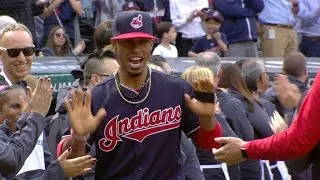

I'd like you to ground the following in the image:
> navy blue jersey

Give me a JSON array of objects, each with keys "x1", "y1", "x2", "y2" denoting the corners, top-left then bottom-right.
[
  {"x1": 190, "y1": 34, "x2": 228, "y2": 55},
  {"x1": 90, "y1": 70, "x2": 200, "y2": 180}
]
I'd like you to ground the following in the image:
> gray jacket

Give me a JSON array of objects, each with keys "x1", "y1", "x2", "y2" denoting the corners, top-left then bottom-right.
[
  {"x1": 217, "y1": 90, "x2": 262, "y2": 180},
  {"x1": 180, "y1": 132, "x2": 204, "y2": 180},
  {"x1": 0, "y1": 116, "x2": 53, "y2": 179},
  {"x1": 0, "y1": 113, "x2": 45, "y2": 177}
]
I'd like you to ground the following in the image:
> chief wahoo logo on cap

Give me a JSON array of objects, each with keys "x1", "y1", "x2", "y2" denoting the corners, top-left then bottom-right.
[{"x1": 130, "y1": 14, "x2": 143, "y2": 29}]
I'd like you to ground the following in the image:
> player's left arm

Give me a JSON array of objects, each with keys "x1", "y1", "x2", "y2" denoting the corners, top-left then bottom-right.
[{"x1": 183, "y1": 78, "x2": 222, "y2": 149}]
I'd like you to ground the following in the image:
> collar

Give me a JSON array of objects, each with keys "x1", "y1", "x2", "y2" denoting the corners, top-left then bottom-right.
[
  {"x1": 0, "y1": 70, "x2": 12, "y2": 85},
  {"x1": 287, "y1": 75, "x2": 308, "y2": 93}
]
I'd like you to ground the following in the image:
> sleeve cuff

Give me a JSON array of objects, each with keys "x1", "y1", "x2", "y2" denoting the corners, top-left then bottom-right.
[{"x1": 243, "y1": 140, "x2": 257, "y2": 159}]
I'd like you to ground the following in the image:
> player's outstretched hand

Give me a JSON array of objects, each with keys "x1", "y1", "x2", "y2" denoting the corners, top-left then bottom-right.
[
  {"x1": 58, "y1": 148, "x2": 96, "y2": 177},
  {"x1": 23, "y1": 77, "x2": 53, "y2": 116},
  {"x1": 65, "y1": 88, "x2": 107, "y2": 137},
  {"x1": 184, "y1": 78, "x2": 216, "y2": 117},
  {"x1": 212, "y1": 137, "x2": 247, "y2": 165}
]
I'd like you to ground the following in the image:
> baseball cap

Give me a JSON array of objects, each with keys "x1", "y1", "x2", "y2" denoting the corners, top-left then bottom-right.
[
  {"x1": 205, "y1": 10, "x2": 224, "y2": 23},
  {"x1": 71, "y1": 68, "x2": 84, "y2": 80},
  {"x1": 112, "y1": 11, "x2": 157, "y2": 40},
  {"x1": 122, "y1": 1, "x2": 140, "y2": 11}
]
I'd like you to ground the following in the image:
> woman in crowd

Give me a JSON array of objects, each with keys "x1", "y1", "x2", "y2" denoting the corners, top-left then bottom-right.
[
  {"x1": 219, "y1": 63, "x2": 281, "y2": 179},
  {"x1": 93, "y1": 21, "x2": 113, "y2": 52},
  {"x1": 40, "y1": 0, "x2": 82, "y2": 47},
  {"x1": 41, "y1": 26, "x2": 85, "y2": 56},
  {"x1": 220, "y1": 63, "x2": 274, "y2": 139},
  {"x1": 240, "y1": 60, "x2": 289, "y2": 179}
]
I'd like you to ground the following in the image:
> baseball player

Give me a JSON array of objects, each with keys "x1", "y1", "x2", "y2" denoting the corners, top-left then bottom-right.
[{"x1": 59, "y1": 11, "x2": 222, "y2": 179}]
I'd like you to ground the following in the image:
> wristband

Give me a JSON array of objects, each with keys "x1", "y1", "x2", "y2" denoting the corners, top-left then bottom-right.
[
  {"x1": 241, "y1": 147, "x2": 248, "y2": 158},
  {"x1": 194, "y1": 91, "x2": 216, "y2": 103}
]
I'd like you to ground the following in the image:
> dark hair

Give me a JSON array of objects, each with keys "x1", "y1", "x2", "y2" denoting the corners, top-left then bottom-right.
[
  {"x1": 81, "y1": 49, "x2": 116, "y2": 69},
  {"x1": 83, "y1": 50, "x2": 117, "y2": 86},
  {"x1": 235, "y1": 59, "x2": 250, "y2": 70},
  {"x1": 219, "y1": 63, "x2": 256, "y2": 112},
  {"x1": 150, "y1": 55, "x2": 167, "y2": 66},
  {"x1": 94, "y1": 21, "x2": 113, "y2": 51},
  {"x1": 283, "y1": 52, "x2": 306, "y2": 78},
  {"x1": 157, "y1": 22, "x2": 173, "y2": 39},
  {"x1": 46, "y1": 26, "x2": 71, "y2": 56},
  {"x1": 100, "y1": 50, "x2": 116, "y2": 59}
]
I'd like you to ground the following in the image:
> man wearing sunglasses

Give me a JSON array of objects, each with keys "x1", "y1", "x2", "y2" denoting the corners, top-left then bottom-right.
[
  {"x1": 0, "y1": 23, "x2": 51, "y2": 179},
  {"x1": 0, "y1": 23, "x2": 35, "y2": 86}
]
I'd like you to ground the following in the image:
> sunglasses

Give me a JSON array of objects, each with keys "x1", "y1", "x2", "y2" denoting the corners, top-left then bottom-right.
[
  {"x1": 0, "y1": 47, "x2": 35, "y2": 58},
  {"x1": 89, "y1": 74, "x2": 110, "y2": 79},
  {"x1": 55, "y1": 32, "x2": 66, "y2": 38}
]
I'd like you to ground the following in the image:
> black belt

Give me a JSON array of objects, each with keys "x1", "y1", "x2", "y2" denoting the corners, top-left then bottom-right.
[
  {"x1": 181, "y1": 37, "x2": 198, "y2": 43},
  {"x1": 304, "y1": 36, "x2": 320, "y2": 42},
  {"x1": 264, "y1": 23, "x2": 294, "y2": 29}
]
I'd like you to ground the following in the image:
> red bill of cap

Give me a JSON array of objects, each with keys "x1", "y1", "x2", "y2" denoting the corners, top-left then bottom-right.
[{"x1": 112, "y1": 32, "x2": 157, "y2": 40}]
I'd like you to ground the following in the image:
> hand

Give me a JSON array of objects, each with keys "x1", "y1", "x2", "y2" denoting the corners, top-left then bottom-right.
[
  {"x1": 269, "y1": 111, "x2": 288, "y2": 134},
  {"x1": 26, "y1": 77, "x2": 53, "y2": 116},
  {"x1": 288, "y1": 0, "x2": 299, "y2": 14},
  {"x1": 215, "y1": 102, "x2": 221, "y2": 114},
  {"x1": 197, "y1": 11, "x2": 206, "y2": 21},
  {"x1": 20, "y1": 86, "x2": 33, "y2": 113},
  {"x1": 187, "y1": 9, "x2": 201, "y2": 22},
  {"x1": 58, "y1": 148, "x2": 96, "y2": 177},
  {"x1": 74, "y1": 40, "x2": 86, "y2": 55},
  {"x1": 51, "y1": 0, "x2": 65, "y2": 8},
  {"x1": 36, "y1": 0, "x2": 48, "y2": 5},
  {"x1": 64, "y1": 89, "x2": 107, "y2": 137},
  {"x1": 208, "y1": 47, "x2": 219, "y2": 53},
  {"x1": 184, "y1": 78, "x2": 217, "y2": 117},
  {"x1": 213, "y1": 32, "x2": 221, "y2": 40},
  {"x1": 212, "y1": 137, "x2": 247, "y2": 165},
  {"x1": 273, "y1": 74, "x2": 302, "y2": 109}
]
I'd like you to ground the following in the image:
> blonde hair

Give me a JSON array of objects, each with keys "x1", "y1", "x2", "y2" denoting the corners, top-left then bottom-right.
[
  {"x1": 0, "y1": 16, "x2": 16, "y2": 32},
  {"x1": 24, "y1": 75, "x2": 39, "y2": 91},
  {"x1": 181, "y1": 66, "x2": 214, "y2": 84},
  {"x1": 0, "y1": 23, "x2": 32, "y2": 45}
]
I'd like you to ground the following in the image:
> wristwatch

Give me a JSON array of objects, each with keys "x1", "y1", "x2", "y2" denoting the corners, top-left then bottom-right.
[{"x1": 241, "y1": 147, "x2": 248, "y2": 158}]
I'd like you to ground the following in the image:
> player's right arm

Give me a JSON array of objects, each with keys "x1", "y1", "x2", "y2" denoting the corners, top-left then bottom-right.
[{"x1": 61, "y1": 88, "x2": 106, "y2": 159}]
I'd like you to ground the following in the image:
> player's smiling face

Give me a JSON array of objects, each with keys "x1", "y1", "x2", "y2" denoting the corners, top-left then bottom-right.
[{"x1": 114, "y1": 38, "x2": 153, "y2": 77}]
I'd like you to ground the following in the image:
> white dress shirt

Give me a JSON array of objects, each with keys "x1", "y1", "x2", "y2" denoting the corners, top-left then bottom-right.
[
  {"x1": 296, "y1": 0, "x2": 320, "y2": 36},
  {"x1": 0, "y1": 70, "x2": 12, "y2": 85},
  {"x1": 170, "y1": 0, "x2": 208, "y2": 39}
]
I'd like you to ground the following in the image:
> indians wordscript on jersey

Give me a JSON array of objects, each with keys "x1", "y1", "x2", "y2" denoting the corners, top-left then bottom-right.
[{"x1": 98, "y1": 105, "x2": 182, "y2": 152}]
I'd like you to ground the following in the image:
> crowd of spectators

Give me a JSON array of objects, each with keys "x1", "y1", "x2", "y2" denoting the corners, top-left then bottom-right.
[{"x1": 0, "y1": 0, "x2": 318, "y2": 58}]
